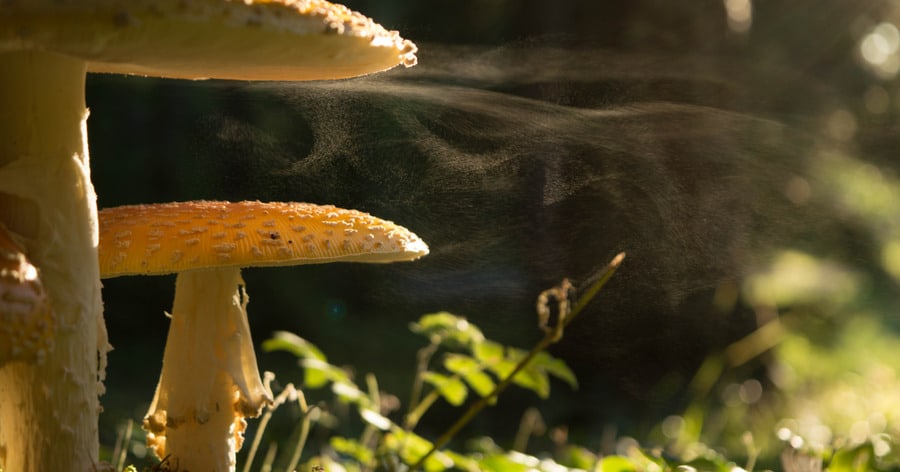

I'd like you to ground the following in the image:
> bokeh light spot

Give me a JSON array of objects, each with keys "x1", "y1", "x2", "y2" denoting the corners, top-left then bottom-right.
[
  {"x1": 324, "y1": 298, "x2": 347, "y2": 321},
  {"x1": 860, "y1": 22, "x2": 900, "y2": 78},
  {"x1": 662, "y1": 415, "x2": 685, "y2": 439},
  {"x1": 739, "y1": 379, "x2": 763, "y2": 404},
  {"x1": 724, "y1": 0, "x2": 752, "y2": 33}
]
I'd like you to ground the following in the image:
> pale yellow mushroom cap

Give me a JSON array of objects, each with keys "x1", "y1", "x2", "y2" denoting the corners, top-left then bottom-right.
[
  {"x1": 0, "y1": 0, "x2": 417, "y2": 81},
  {"x1": 98, "y1": 200, "x2": 429, "y2": 278},
  {"x1": 0, "y1": 225, "x2": 53, "y2": 365}
]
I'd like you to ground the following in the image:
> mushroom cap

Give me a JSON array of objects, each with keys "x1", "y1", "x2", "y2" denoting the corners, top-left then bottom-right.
[
  {"x1": 98, "y1": 201, "x2": 429, "y2": 278},
  {"x1": 0, "y1": 225, "x2": 53, "y2": 365},
  {"x1": 0, "y1": 0, "x2": 417, "y2": 81}
]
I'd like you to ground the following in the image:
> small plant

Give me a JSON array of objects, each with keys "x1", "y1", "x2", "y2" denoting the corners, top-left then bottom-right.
[
  {"x1": 261, "y1": 310, "x2": 580, "y2": 471},
  {"x1": 109, "y1": 249, "x2": 900, "y2": 471},
  {"x1": 242, "y1": 254, "x2": 623, "y2": 471}
]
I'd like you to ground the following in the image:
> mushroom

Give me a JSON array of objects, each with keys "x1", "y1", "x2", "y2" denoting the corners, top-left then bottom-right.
[
  {"x1": 0, "y1": 225, "x2": 52, "y2": 366},
  {"x1": 0, "y1": 1, "x2": 416, "y2": 469},
  {"x1": 98, "y1": 200, "x2": 428, "y2": 471}
]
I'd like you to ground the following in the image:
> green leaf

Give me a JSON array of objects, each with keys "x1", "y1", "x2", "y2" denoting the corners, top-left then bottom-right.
[
  {"x1": 303, "y1": 367, "x2": 328, "y2": 389},
  {"x1": 410, "y1": 312, "x2": 485, "y2": 348},
  {"x1": 444, "y1": 354, "x2": 496, "y2": 397},
  {"x1": 443, "y1": 450, "x2": 481, "y2": 472},
  {"x1": 558, "y1": 445, "x2": 598, "y2": 469},
  {"x1": 331, "y1": 436, "x2": 374, "y2": 465},
  {"x1": 682, "y1": 457, "x2": 733, "y2": 472},
  {"x1": 477, "y1": 344, "x2": 575, "y2": 397},
  {"x1": 423, "y1": 371, "x2": 468, "y2": 406},
  {"x1": 300, "y1": 358, "x2": 349, "y2": 389},
  {"x1": 472, "y1": 342, "x2": 547, "y2": 398},
  {"x1": 444, "y1": 353, "x2": 481, "y2": 373},
  {"x1": 476, "y1": 453, "x2": 530, "y2": 472},
  {"x1": 631, "y1": 448, "x2": 671, "y2": 469},
  {"x1": 262, "y1": 331, "x2": 326, "y2": 361},
  {"x1": 482, "y1": 347, "x2": 551, "y2": 398},
  {"x1": 473, "y1": 340, "x2": 505, "y2": 364},
  {"x1": 830, "y1": 443, "x2": 874, "y2": 472},
  {"x1": 511, "y1": 364, "x2": 550, "y2": 399},
  {"x1": 532, "y1": 351, "x2": 578, "y2": 389},
  {"x1": 384, "y1": 429, "x2": 454, "y2": 472},
  {"x1": 597, "y1": 455, "x2": 638, "y2": 472}
]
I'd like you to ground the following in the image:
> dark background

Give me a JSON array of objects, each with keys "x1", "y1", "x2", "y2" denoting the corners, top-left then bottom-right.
[{"x1": 88, "y1": 0, "x2": 899, "y2": 461}]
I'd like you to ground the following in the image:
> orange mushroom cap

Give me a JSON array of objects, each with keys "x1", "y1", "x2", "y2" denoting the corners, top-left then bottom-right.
[{"x1": 98, "y1": 200, "x2": 429, "y2": 278}]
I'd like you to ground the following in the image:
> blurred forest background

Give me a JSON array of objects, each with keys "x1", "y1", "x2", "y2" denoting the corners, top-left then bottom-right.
[{"x1": 89, "y1": 0, "x2": 900, "y2": 467}]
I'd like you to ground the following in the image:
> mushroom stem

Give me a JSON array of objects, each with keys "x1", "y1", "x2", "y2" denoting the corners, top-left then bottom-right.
[
  {"x1": 144, "y1": 268, "x2": 272, "y2": 471},
  {"x1": 0, "y1": 51, "x2": 106, "y2": 471}
]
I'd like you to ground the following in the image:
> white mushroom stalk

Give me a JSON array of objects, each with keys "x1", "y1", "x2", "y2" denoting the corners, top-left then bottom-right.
[
  {"x1": 98, "y1": 201, "x2": 429, "y2": 472},
  {"x1": 1, "y1": 1, "x2": 417, "y2": 468},
  {"x1": 0, "y1": 51, "x2": 107, "y2": 472},
  {"x1": 144, "y1": 268, "x2": 271, "y2": 470}
]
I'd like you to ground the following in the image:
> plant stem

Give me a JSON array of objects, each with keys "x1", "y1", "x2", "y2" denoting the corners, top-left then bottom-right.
[
  {"x1": 260, "y1": 443, "x2": 278, "y2": 472},
  {"x1": 243, "y1": 375, "x2": 296, "y2": 472},
  {"x1": 512, "y1": 407, "x2": 543, "y2": 453},
  {"x1": 285, "y1": 388, "x2": 312, "y2": 472},
  {"x1": 404, "y1": 341, "x2": 439, "y2": 430},
  {"x1": 360, "y1": 373, "x2": 382, "y2": 472},
  {"x1": 113, "y1": 419, "x2": 134, "y2": 471},
  {"x1": 410, "y1": 253, "x2": 625, "y2": 470},
  {"x1": 404, "y1": 388, "x2": 442, "y2": 430}
]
